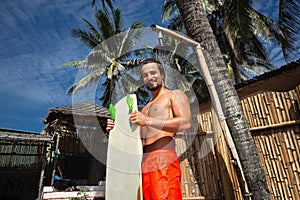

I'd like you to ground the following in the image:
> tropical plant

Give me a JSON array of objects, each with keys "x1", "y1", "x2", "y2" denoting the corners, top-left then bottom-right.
[
  {"x1": 63, "y1": 8, "x2": 143, "y2": 107},
  {"x1": 162, "y1": 0, "x2": 300, "y2": 83},
  {"x1": 91, "y1": 0, "x2": 115, "y2": 11},
  {"x1": 175, "y1": 0, "x2": 270, "y2": 199}
]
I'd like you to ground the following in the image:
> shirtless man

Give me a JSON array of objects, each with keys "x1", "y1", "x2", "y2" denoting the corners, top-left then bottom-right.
[{"x1": 107, "y1": 59, "x2": 191, "y2": 200}]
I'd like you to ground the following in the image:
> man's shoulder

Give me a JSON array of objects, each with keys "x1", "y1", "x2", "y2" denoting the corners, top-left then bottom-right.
[
  {"x1": 165, "y1": 89, "x2": 188, "y2": 101},
  {"x1": 170, "y1": 89, "x2": 187, "y2": 97},
  {"x1": 160, "y1": 88, "x2": 188, "y2": 100}
]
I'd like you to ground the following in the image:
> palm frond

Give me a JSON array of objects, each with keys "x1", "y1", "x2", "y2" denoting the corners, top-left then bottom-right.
[
  {"x1": 245, "y1": 36, "x2": 271, "y2": 67},
  {"x1": 162, "y1": 0, "x2": 177, "y2": 22},
  {"x1": 117, "y1": 22, "x2": 143, "y2": 58},
  {"x1": 92, "y1": 0, "x2": 116, "y2": 14},
  {"x1": 61, "y1": 60, "x2": 87, "y2": 68},
  {"x1": 95, "y1": 9, "x2": 115, "y2": 39},
  {"x1": 71, "y1": 29, "x2": 99, "y2": 49},
  {"x1": 167, "y1": 15, "x2": 185, "y2": 32},
  {"x1": 112, "y1": 9, "x2": 122, "y2": 33},
  {"x1": 222, "y1": 0, "x2": 253, "y2": 42},
  {"x1": 253, "y1": 10, "x2": 294, "y2": 60},
  {"x1": 278, "y1": 0, "x2": 300, "y2": 59},
  {"x1": 250, "y1": 10, "x2": 271, "y2": 42},
  {"x1": 66, "y1": 68, "x2": 105, "y2": 94},
  {"x1": 81, "y1": 18, "x2": 103, "y2": 43},
  {"x1": 120, "y1": 73, "x2": 143, "y2": 94},
  {"x1": 87, "y1": 47, "x2": 126, "y2": 71},
  {"x1": 101, "y1": 0, "x2": 114, "y2": 9}
]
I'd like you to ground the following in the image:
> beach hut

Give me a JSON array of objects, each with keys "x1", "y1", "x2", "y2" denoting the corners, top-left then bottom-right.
[
  {"x1": 0, "y1": 128, "x2": 51, "y2": 200},
  {"x1": 41, "y1": 102, "x2": 110, "y2": 199},
  {"x1": 179, "y1": 59, "x2": 300, "y2": 200}
]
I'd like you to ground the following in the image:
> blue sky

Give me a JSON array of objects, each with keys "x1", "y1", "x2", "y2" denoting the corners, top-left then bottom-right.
[
  {"x1": 0, "y1": 0, "x2": 299, "y2": 133},
  {"x1": 0, "y1": 0, "x2": 164, "y2": 132}
]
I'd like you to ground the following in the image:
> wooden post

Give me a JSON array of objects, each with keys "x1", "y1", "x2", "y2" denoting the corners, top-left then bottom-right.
[
  {"x1": 51, "y1": 133, "x2": 60, "y2": 185},
  {"x1": 38, "y1": 155, "x2": 47, "y2": 200}
]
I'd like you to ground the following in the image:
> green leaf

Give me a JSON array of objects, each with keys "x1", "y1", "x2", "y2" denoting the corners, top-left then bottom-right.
[
  {"x1": 126, "y1": 94, "x2": 134, "y2": 112},
  {"x1": 109, "y1": 103, "x2": 116, "y2": 120}
]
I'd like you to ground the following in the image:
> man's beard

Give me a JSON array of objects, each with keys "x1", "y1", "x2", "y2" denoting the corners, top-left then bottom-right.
[{"x1": 147, "y1": 83, "x2": 162, "y2": 91}]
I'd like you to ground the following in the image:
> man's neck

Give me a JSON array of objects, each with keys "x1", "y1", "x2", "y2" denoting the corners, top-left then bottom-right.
[{"x1": 151, "y1": 85, "x2": 165, "y2": 100}]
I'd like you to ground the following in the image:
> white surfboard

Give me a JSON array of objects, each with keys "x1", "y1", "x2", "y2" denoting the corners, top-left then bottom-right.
[{"x1": 105, "y1": 94, "x2": 143, "y2": 200}]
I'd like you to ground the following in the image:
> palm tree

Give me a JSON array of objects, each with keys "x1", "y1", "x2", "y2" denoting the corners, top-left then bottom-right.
[
  {"x1": 175, "y1": 0, "x2": 270, "y2": 199},
  {"x1": 162, "y1": 0, "x2": 300, "y2": 83},
  {"x1": 63, "y1": 8, "x2": 143, "y2": 107},
  {"x1": 91, "y1": 0, "x2": 114, "y2": 11}
]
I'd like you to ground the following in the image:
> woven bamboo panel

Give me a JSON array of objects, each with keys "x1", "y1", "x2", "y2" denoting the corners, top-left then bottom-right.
[
  {"x1": 240, "y1": 88, "x2": 300, "y2": 200},
  {"x1": 177, "y1": 110, "x2": 243, "y2": 200},
  {"x1": 252, "y1": 126, "x2": 300, "y2": 200},
  {"x1": 179, "y1": 86, "x2": 300, "y2": 200},
  {"x1": 241, "y1": 90, "x2": 300, "y2": 128}
]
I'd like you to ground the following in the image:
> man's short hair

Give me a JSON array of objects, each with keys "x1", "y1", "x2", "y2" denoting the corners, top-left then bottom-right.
[{"x1": 140, "y1": 58, "x2": 165, "y2": 75}]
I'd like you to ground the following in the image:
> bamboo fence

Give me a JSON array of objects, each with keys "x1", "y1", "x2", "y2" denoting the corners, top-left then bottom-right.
[
  {"x1": 179, "y1": 85, "x2": 300, "y2": 200},
  {"x1": 241, "y1": 88, "x2": 300, "y2": 200},
  {"x1": 177, "y1": 110, "x2": 243, "y2": 200}
]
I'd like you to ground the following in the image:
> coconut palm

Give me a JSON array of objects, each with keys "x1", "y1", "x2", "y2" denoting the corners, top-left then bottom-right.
[
  {"x1": 175, "y1": 0, "x2": 270, "y2": 199},
  {"x1": 91, "y1": 0, "x2": 114, "y2": 11},
  {"x1": 162, "y1": 0, "x2": 300, "y2": 83},
  {"x1": 62, "y1": 8, "x2": 143, "y2": 107}
]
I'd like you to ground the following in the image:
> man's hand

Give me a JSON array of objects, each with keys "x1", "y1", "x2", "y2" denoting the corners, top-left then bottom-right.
[
  {"x1": 106, "y1": 119, "x2": 115, "y2": 132},
  {"x1": 129, "y1": 111, "x2": 151, "y2": 126}
]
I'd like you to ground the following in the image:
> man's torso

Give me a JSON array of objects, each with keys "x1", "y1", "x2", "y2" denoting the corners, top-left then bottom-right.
[{"x1": 141, "y1": 90, "x2": 176, "y2": 145}]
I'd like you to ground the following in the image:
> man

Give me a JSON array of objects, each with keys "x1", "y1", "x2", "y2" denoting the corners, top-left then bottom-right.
[{"x1": 107, "y1": 59, "x2": 191, "y2": 200}]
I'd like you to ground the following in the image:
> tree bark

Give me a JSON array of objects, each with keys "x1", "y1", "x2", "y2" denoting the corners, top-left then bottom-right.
[{"x1": 175, "y1": 0, "x2": 270, "y2": 199}]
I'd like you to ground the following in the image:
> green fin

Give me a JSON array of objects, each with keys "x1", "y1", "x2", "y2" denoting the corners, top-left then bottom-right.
[
  {"x1": 109, "y1": 103, "x2": 116, "y2": 120},
  {"x1": 126, "y1": 94, "x2": 134, "y2": 112}
]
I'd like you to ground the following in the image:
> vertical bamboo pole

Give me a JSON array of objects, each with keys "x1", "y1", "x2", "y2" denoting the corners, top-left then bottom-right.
[
  {"x1": 273, "y1": 92, "x2": 283, "y2": 123},
  {"x1": 265, "y1": 92, "x2": 276, "y2": 125},
  {"x1": 261, "y1": 93, "x2": 272, "y2": 126},
  {"x1": 258, "y1": 93, "x2": 268, "y2": 126}
]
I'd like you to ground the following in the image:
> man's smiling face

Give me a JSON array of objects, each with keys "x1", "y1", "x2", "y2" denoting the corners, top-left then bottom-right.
[{"x1": 141, "y1": 62, "x2": 164, "y2": 91}]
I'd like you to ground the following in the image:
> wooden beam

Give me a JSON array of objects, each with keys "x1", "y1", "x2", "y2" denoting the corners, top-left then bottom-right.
[{"x1": 250, "y1": 120, "x2": 300, "y2": 132}]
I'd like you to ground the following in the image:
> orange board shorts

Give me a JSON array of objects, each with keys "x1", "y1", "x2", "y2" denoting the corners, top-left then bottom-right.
[{"x1": 142, "y1": 148, "x2": 182, "y2": 200}]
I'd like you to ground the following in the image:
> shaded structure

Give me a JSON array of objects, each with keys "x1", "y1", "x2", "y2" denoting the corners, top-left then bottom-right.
[
  {"x1": 0, "y1": 128, "x2": 52, "y2": 200},
  {"x1": 179, "y1": 59, "x2": 300, "y2": 200},
  {"x1": 41, "y1": 102, "x2": 110, "y2": 199}
]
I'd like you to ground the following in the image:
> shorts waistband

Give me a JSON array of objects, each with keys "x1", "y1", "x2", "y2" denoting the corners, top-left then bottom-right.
[{"x1": 143, "y1": 136, "x2": 175, "y2": 153}]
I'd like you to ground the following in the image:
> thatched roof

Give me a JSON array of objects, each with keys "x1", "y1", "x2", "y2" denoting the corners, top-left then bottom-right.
[
  {"x1": 236, "y1": 59, "x2": 300, "y2": 97},
  {"x1": 0, "y1": 128, "x2": 52, "y2": 168},
  {"x1": 0, "y1": 128, "x2": 52, "y2": 144},
  {"x1": 43, "y1": 102, "x2": 111, "y2": 124}
]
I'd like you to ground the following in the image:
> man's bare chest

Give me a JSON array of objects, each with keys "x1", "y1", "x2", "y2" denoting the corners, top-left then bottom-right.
[{"x1": 143, "y1": 98, "x2": 173, "y2": 118}]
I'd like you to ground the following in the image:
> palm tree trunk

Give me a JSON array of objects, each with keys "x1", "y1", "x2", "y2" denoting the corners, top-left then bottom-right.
[{"x1": 175, "y1": 0, "x2": 270, "y2": 199}]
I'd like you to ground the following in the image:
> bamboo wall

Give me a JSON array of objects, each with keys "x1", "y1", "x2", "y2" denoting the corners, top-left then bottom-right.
[
  {"x1": 179, "y1": 85, "x2": 300, "y2": 200},
  {"x1": 241, "y1": 88, "x2": 300, "y2": 200},
  {"x1": 177, "y1": 109, "x2": 244, "y2": 200}
]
